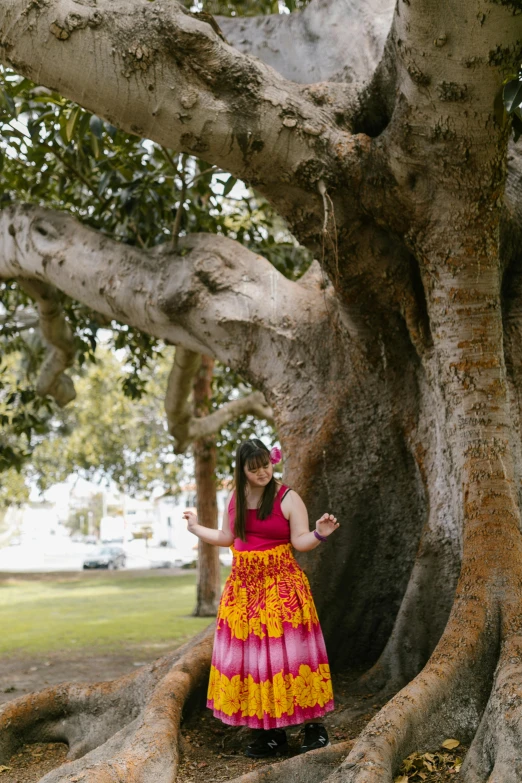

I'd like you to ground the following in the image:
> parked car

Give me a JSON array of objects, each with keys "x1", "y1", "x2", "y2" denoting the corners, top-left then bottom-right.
[{"x1": 83, "y1": 546, "x2": 126, "y2": 570}]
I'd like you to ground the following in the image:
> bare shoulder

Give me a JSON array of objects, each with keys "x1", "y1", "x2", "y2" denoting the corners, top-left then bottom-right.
[
  {"x1": 282, "y1": 488, "x2": 304, "y2": 504},
  {"x1": 280, "y1": 486, "x2": 306, "y2": 518}
]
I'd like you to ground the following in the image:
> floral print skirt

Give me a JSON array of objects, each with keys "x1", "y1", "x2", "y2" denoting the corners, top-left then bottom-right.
[{"x1": 207, "y1": 543, "x2": 334, "y2": 728}]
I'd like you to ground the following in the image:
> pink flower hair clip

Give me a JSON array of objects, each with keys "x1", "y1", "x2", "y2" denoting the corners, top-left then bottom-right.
[{"x1": 269, "y1": 446, "x2": 282, "y2": 465}]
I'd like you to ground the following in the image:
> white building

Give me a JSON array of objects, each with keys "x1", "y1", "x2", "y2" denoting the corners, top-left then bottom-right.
[{"x1": 6, "y1": 477, "x2": 231, "y2": 559}]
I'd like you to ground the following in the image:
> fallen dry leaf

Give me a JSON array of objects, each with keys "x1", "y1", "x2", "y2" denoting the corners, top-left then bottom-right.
[{"x1": 441, "y1": 738, "x2": 460, "y2": 750}]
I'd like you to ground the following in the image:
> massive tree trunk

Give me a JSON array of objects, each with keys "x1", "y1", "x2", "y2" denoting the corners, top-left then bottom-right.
[{"x1": 2, "y1": 0, "x2": 522, "y2": 781}]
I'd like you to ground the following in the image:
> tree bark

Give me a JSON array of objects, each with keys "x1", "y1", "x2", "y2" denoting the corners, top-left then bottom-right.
[
  {"x1": 192, "y1": 354, "x2": 221, "y2": 618},
  {"x1": 0, "y1": 626, "x2": 214, "y2": 783},
  {"x1": 0, "y1": 0, "x2": 372, "y2": 246},
  {"x1": 17, "y1": 279, "x2": 76, "y2": 407},
  {"x1": 216, "y1": 0, "x2": 394, "y2": 85}
]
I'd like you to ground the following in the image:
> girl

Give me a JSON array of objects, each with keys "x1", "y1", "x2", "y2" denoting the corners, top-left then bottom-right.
[{"x1": 183, "y1": 438, "x2": 339, "y2": 758}]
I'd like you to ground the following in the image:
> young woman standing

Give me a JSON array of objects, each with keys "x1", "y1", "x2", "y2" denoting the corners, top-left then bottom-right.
[{"x1": 183, "y1": 438, "x2": 339, "y2": 758}]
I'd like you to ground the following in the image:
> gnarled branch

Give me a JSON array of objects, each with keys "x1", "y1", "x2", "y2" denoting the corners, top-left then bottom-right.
[
  {"x1": 165, "y1": 346, "x2": 202, "y2": 453},
  {"x1": 165, "y1": 345, "x2": 273, "y2": 453},
  {"x1": 17, "y1": 278, "x2": 76, "y2": 407},
  {"x1": 189, "y1": 390, "x2": 273, "y2": 444},
  {"x1": 0, "y1": 0, "x2": 372, "y2": 240},
  {"x1": 0, "y1": 204, "x2": 333, "y2": 394}
]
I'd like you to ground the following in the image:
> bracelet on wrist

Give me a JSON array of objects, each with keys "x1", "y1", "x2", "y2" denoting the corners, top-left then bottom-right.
[{"x1": 313, "y1": 530, "x2": 328, "y2": 543}]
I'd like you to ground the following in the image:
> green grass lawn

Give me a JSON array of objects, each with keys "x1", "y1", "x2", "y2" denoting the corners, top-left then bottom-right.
[{"x1": 0, "y1": 571, "x2": 220, "y2": 656}]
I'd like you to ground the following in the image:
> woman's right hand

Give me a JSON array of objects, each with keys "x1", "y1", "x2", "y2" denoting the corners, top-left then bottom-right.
[{"x1": 182, "y1": 508, "x2": 198, "y2": 534}]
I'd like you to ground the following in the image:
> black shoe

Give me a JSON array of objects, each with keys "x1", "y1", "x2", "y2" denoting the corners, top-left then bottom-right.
[
  {"x1": 299, "y1": 723, "x2": 330, "y2": 753},
  {"x1": 244, "y1": 728, "x2": 289, "y2": 758}
]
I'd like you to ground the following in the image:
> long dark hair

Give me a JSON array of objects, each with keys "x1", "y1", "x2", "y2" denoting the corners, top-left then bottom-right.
[{"x1": 233, "y1": 439, "x2": 277, "y2": 542}]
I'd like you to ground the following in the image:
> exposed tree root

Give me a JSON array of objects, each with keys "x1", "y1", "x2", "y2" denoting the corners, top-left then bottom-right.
[
  {"x1": 354, "y1": 520, "x2": 460, "y2": 698},
  {"x1": 325, "y1": 549, "x2": 522, "y2": 783},
  {"x1": 322, "y1": 563, "x2": 501, "y2": 783},
  {"x1": 226, "y1": 742, "x2": 352, "y2": 783},
  {"x1": 0, "y1": 625, "x2": 214, "y2": 783},
  {"x1": 461, "y1": 631, "x2": 522, "y2": 783}
]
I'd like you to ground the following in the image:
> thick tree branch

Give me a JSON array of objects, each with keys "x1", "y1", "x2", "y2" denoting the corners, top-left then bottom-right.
[
  {"x1": 217, "y1": 0, "x2": 394, "y2": 87},
  {"x1": 373, "y1": 0, "x2": 522, "y2": 246},
  {"x1": 0, "y1": 0, "x2": 371, "y2": 237},
  {"x1": 17, "y1": 278, "x2": 76, "y2": 407},
  {"x1": 190, "y1": 391, "x2": 273, "y2": 442},
  {"x1": 165, "y1": 346, "x2": 201, "y2": 452},
  {"x1": 165, "y1": 346, "x2": 273, "y2": 452},
  {"x1": 0, "y1": 204, "x2": 333, "y2": 392}
]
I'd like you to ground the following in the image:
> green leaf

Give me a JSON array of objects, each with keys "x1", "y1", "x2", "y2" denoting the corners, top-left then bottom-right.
[
  {"x1": 58, "y1": 113, "x2": 69, "y2": 145},
  {"x1": 97, "y1": 170, "x2": 112, "y2": 197},
  {"x1": 0, "y1": 125, "x2": 25, "y2": 140},
  {"x1": 0, "y1": 89, "x2": 16, "y2": 117},
  {"x1": 65, "y1": 105, "x2": 82, "y2": 142},
  {"x1": 8, "y1": 77, "x2": 33, "y2": 97},
  {"x1": 91, "y1": 134, "x2": 100, "y2": 159},
  {"x1": 504, "y1": 78, "x2": 522, "y2": 115},
  {"x1": 30, "y1": 95, "x2": 66, "y2": 107}
]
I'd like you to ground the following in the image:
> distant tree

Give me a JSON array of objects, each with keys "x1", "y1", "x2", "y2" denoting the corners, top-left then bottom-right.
[
  {"x1": 0, "y1": 468, "x2": 28, "y2": 529},
  {"x1": 192, "y1": 355, "x2": 221, "y2": 616}
]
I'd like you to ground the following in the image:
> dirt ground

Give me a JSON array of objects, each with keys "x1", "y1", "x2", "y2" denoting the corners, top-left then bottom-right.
[
  {"x1": 0, "y1": 653, "x2": 464, "y2": 783},
  {"x1": 0, "y1": 648, "x2": 152, "y2": 782}
]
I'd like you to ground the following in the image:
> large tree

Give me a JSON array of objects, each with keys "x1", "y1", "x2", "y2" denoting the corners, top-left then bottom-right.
[{"x1": 1, "y1": 0, "x2": 522, "y2": 781}]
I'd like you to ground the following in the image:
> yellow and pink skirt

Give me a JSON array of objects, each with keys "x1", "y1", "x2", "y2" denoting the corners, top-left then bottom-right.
[{"x1": 207, "y1": 543, "x2": 334, "y2": 728}]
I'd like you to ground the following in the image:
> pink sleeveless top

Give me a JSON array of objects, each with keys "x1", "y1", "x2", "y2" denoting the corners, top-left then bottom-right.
[{"x1": 229, "y1": 485, "x2": 291, "y2": 551}]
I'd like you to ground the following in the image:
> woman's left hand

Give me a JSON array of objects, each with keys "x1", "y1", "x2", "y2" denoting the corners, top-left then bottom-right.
[{"x1": 316, "y1": 513, "x2": 340, "y2": 537}]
